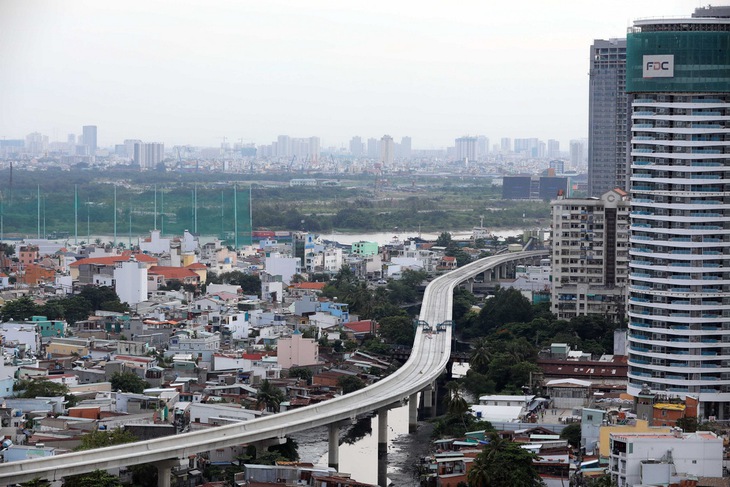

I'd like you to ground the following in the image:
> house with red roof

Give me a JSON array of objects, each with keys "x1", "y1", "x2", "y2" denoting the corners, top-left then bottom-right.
[
  {"x1": 147, "y1": 266, "x2": 201, "y2": 288},
  {"x1": 288, "y1": 281, "x2": 327, "y2": 299},
  {"x1": 70, "y1": 252, "x2": 158, "y2": 284}
]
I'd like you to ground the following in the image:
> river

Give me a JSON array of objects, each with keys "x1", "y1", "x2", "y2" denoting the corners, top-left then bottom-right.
[
  {"x1": 291, "y1": 401, "x2": 432, "y2": 486},
  {"x1": 320, "y1": 228, "x2": 528, "y2": 246}
]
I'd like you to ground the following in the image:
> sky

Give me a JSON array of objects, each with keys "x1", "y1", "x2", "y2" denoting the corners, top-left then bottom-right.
[{"x1": 0, "y1": 0, "x2": 707, "y2": 150}]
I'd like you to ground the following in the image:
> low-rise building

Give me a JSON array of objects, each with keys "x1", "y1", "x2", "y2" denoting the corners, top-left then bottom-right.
[{"x1": 609, "y1": 430, "x2": 723, "y2": 487}]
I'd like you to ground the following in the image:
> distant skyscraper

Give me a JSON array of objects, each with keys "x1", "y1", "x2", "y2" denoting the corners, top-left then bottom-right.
[
  {"x1": 547, "y1": 139, "x2": 560, "y2": 159},
  {"x1": 569, "y1": 140, "x2": 586, "y2": 169},
  {"x1": 455, "y1": 136, "x2": 477, "y2": 162},
  {"x1": 514, "y1": 138, "x2": 540, "y2": 156},
  {"x1": 25, "y1": 132, "x2": 47, "y2": 155},
  {"x1": 588, "y1": 38, "x2": 628, "y2": 196},
  {"x1": 124, "y1": 139, "x2": 142, "y2": 159},
  {"x1": 134, "y1": 142, "x2": 164, "y2": 169},
  {"x1": 367, "y1": 138, "x2": 379, "y2": 158},
  {"x1": 308, "y1": 136, "x2": 320, "y2": 163},
  {"x1": 477, "y1": 136, "x2": 489, "y2": 158},
  {"x1": 500, "y1": 137, "x2": 511, "y2": 153},
  {"x1": 350, "y1": 136, "x2": 364, "y2": 157},
  {"x1": 277, "y1": 135, "x2": 291, "y2": 158},
  {"x1": 400, "y1": 136, "x2": 412, "y2": 159},
  {"x1": 380, "y1": 135, "x2": 394, "y2": 168},
  {"x1": 82, "y1": 125, "x2": 97, "y2": 155}
]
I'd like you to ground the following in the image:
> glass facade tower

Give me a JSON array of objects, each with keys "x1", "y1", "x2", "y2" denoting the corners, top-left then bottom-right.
[
  {"x1": 626, "y1": 11, "x2": 730, "y2": 419},
  {"x1": 588, "y1": 39, "x2": 629, "y2": 197}
]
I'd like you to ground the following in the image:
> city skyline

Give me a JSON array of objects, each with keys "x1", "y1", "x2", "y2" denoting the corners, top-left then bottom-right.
[{"x1": 0, "y1": 0, "x2": 694, "y2": 149}]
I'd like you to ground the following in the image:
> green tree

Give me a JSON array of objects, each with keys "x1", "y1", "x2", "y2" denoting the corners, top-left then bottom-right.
[
  {"x1": 15, "y1": 379, "x2": 69, "y2": 398},
  {"x1": 62, "y1": 469, "x2": 122, "y2": 487},
  {"x1": 467, "y1": 286, "x2": 534, "y2": 338},
  {"x1": 110, "y1": 371, "x2": 150, "y2": 394},
  {"x1": 444, "y1": 381, "x2": 469, "y2": 417},
  {"x1": 75, "y1": 428, "x2": 138, "y2": 451},
  {"x1": 469, "y1": 337, "x2": 492, "y2": 375},
  {"x1": 255, "y1": 379, "x2": 285, "y2": 412},
  {"x1": 435, "y1": 232, "x2": 453, "y2": 247},
  {"x1": 467, "y1": 433, "x2": 544, "y2": 486},
  {"x1": 378, "y1": 316, "x2": 414, "y2": 346},
  {"x1": 338, "y1": 375, "x2": 366, "y2": 394},
  {"x1": 560, "y1": 423, "x2": 581, "y2": 448},
  {"x1": 1, "y1": 296, "x2": 39, "y2": 321},
  {"x1": 19, "y1": 478, "x2": 51, "y2": 487},
  {"x1": 288, "y1": 367, "x2": 313, "y2": 384},
  {"x1": 676, "y1": 416, "x2": 698, "y2": 433}
]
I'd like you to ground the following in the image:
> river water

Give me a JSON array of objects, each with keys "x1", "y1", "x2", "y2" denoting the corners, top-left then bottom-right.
[
  {"x1": 321, "y1": 228, "x2": 526, "y2": 246},
  {"x1": 291, "y1": 401, "x2": 432, "y2": 486}
]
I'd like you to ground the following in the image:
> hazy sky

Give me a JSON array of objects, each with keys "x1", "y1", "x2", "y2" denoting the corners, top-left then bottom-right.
[{"x1": 0, "y1": 1, "x2": 704, "y2": 149}]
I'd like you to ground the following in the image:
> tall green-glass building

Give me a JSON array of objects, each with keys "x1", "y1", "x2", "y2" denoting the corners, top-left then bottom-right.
[{"x1": 626, "y1": 6, "x2": 730, "y2": 419}]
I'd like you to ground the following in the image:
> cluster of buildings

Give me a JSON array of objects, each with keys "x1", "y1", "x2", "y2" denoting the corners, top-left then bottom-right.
[{"x1": 0, "y1": 224, "x2": 507, "y2": 485}]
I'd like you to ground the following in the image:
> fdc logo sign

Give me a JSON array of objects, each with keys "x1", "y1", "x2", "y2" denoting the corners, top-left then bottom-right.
[{"x1": 643, "y1": 55, "x2": 674, "y2": 78}]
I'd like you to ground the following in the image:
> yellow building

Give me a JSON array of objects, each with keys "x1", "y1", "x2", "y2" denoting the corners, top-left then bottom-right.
[
  {"x1": 598, "y1": 420, "x2": 671, "y2": 458},
  {"x1": 46, "y1": 342, "x2": 88, "y2": 357}
]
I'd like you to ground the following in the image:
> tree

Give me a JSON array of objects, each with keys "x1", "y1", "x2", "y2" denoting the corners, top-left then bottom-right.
[
  {"x1": 19, "y1": 478, "x2": 51, "y2": 487},
  {"x1": 288, "y1": 367, "x2": 313, "y2": 385},
  {"x1": 110, "y1": 371, "x2": 150, "y2": 394},
  {"x1": 15, "y1": 379, "x2": 69, "y2": 398},
  {"x1": 469, "y1": 337, "x2": 492, "y2": 375},
  {"x1": 62, "y1": 469, "x2": 122, "y2": 487},
  {"x1": 467, "y1": 433, "x2": 544, "y2": 486},
  {"x1": 560, "y1": 423, "x2": 581, "y2": 448},
  {"x1": 255, "y1": 379, "x2": 285, "y2": 412},
  {"x1": 75, "y1": 428, "x2": 138, "y2": 451},
  {"x1": 378, "y1": 316, "x2": 414, "y2": 346},
  {"x1": 338, "y1": 375, "x2": 366, "y2": 394},
  {"x1": 1, "y1": 296, "x2": 39, "y2": 321},
  {"x1": 444, "y1": 381, "x2": 469, "y2": 417},
  {"x1": 435, "y1": 232, "x2": 453, "y2": 247}
]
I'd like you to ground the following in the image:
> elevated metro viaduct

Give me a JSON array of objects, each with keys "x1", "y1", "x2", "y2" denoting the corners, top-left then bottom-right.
[{"x1": 0, "y1": 250, "x2": 548, "y2": 487}]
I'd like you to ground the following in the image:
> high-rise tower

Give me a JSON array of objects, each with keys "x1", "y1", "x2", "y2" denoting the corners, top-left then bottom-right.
[
  {"x1": 626, "y1": 7, "x2": 730, "y2": 419},
  {"x1": 588, "y1": 39, "x2": 629, "y2": 196},
  {"x1": 82, "y1": 125, "x2": 97, "y2": 155}
]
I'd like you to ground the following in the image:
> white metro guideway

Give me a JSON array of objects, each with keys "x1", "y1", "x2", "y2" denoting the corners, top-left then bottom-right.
[{"x1": 0, "y1": 250, "x2": 547, "y2": 486}]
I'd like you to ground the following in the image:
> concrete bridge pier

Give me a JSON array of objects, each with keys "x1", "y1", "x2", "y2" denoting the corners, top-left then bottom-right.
[
  {"x1": 409, "y1": 392, "x2": 418, "y2": 433},
  {"x1": 156, "y1": 458, "x2": 179, "y2": 487},
  {"x1": 422, "y1": 385, "x2": 432, "y2": 418},
  {"x1": 431, "y1": 381, "x2": 438, "y2": 417},
  {"x1": 377, "y1": 407, "x2": 388, "y2": 487},
  {"x1": 328, "y1": 422, "x2": 340, "y2": 471}
]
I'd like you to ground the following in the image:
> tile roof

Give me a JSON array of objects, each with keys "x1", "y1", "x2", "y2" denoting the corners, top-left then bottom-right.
[
  {"x1": 70, "y1": 252, "x2": 157, "y2": 267},
  {"x1": 148, "y1": 266, "x2": 200, "y2": 280}
]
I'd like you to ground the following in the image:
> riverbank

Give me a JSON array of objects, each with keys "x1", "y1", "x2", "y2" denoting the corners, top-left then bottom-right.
[{"x1": 291, "y1": 416, "x2": 434, "y2": 486}]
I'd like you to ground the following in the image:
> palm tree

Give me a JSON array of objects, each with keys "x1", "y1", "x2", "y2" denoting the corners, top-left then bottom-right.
[
  {"x1": 445, "y1": 381, "x2": 469, "y2": 417},
  {"x1": 466, "y1": 454, "x2": 490, "y2": 487},
  {"x1": 445, "y1": 381, "x2": 469, "y2": 432},
  {"x1": 255, "y1": 379, "x2": 284, "y2": 412},
  {"x1": 469, "y1": 337, "x2": 491, "y2": 374}
]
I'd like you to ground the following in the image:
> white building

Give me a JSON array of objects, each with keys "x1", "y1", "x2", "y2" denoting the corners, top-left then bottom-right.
[
  {"x1": 114, "y1": 260, "x2": 148, "y2": 306},
  {"x1": 139, "y1": 230, "x2": 172, "y2": 255},
  {"x1": 625, "y1": 9, "x2": 730, "y2": 418},
  {"x1": 609, "y1": 431, "x2": 723, "y2": 487},
  {"x1": 551, "y1": 188, "x2": 629, "y2": 320},
  {"x1": 265, "y1": 255, "x2": 302, "y2": 285},
  {"x1": 188, "y1": 402, "x2": 261, "y2": 426}
]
